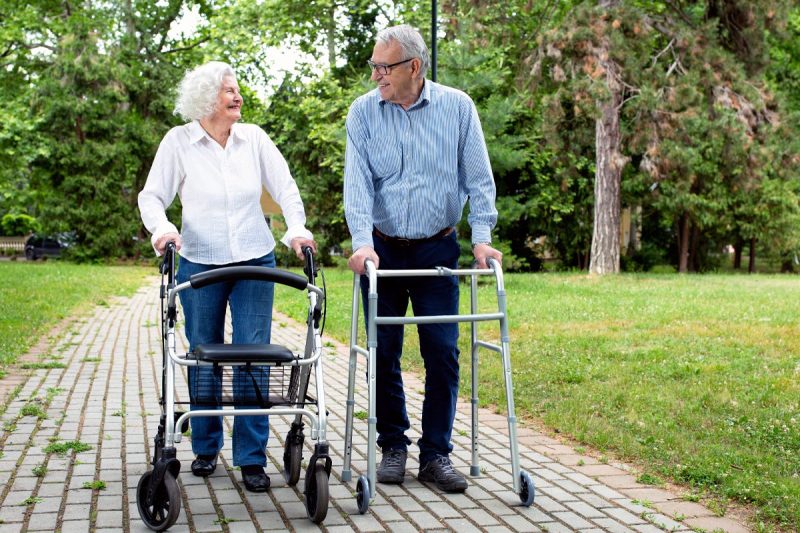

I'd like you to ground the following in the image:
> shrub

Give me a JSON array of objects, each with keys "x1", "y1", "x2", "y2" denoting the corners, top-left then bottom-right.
[{"x1": 1, "y1": 214, "x2": 40, "y2": 236}]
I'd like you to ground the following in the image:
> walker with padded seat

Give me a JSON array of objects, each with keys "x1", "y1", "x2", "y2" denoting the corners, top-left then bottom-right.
[
  {"x1": 136, "y1": 242, "x2": 331, "y2": 531},
  {"x1": 341, "y1": 257, "x2": 535, "y2": 513}
]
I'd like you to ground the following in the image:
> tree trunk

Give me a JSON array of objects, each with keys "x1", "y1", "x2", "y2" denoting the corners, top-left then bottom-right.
[
  {"x1": 733, "y1": 236, "x2": 743, "y2": 269},
  {"x1": 325, "y1": 5, "x2": 336, "y2": 69},
  {"x1": 589, "y1": 0, "x2": 626, "y2": 275},
  {"x1": 748, "y1": 237, "x2": 756, "y2": 273},
  {"x1": 678, "y1": 212, "x2": 690, "y2": 273},
  {"x1": 630, "y1": 205, "x2": 641, "y2": 252},
  {"x1": 690, "y1": 223, "x2": 701, "y2": 272}
]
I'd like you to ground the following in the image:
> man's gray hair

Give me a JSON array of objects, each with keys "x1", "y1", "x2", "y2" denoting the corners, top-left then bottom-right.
[
  {"x1": 376, "y1": 25, "x2": 430, "y2": 78},
  {"x1": 174, "y1": 61, "x2": 236, "y2": 121}
]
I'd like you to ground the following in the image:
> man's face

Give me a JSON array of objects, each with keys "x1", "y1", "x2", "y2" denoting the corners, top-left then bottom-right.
[{"x1": 370, "y1": 41, "x2": 417, "y2": 106}]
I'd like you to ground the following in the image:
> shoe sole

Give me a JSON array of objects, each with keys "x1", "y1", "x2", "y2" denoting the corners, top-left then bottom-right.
[
  {"x1": 191, "y1": 465, "x2": 216, "y2": 477},
  {"x1": 417, "y1": 473, "x2": 467, "y2": 493},
  {"x1": 377, "y1": 472, "x2": 405, "y2": 484}
]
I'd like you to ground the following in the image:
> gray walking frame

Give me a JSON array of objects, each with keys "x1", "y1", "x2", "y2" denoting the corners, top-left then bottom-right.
[{"x1": 341, "y1": 257, "x2": 535, "y2": 514}]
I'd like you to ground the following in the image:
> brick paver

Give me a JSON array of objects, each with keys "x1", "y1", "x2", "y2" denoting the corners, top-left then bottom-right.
[{"x1": 0, "y1": 277, "x2": 751, "y2": 532}]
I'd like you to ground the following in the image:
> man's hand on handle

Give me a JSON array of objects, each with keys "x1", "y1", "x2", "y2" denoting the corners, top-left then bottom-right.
[
  {"x1": 473, "y1": 243, "x2": 502, "y2": 269},
  {"x1": 348, "y1": 246, "x2": 380, "y2": 275},
  {"x1": 290, "y1": 237, "x2": 317, "y2": 261},
  {"x1": 155, "y1": 232, "x2": 182, "y2": 255}
]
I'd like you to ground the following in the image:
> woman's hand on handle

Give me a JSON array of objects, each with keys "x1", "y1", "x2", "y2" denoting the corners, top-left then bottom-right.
[
  {"x1": 348, "y1": 246, "x2": 379, "y2": 275},
  {"x1": 155, "y1": 232, "x2": 181, "y2": 255},
  {"x1": 290, "y1": 237, "x2": 317, "y2": 261}
]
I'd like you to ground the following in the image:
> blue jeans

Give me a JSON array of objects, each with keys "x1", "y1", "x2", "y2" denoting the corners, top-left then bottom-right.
[
  {"x1": 177, "y1": 252, "x2": 275, "y2": 467},
  {"x1": 361, "y1": 231, "x2": 460, "y2": 465}
]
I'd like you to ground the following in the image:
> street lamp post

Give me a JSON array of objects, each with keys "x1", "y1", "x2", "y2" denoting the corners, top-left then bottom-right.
[{"x1": 431, "y1": 0, "x2": 437, "y2": 82}]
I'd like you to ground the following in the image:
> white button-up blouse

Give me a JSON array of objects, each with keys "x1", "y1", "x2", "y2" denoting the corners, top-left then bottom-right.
[{"x1": 138, "y1": 121, "x2": 312, "y2": 264}]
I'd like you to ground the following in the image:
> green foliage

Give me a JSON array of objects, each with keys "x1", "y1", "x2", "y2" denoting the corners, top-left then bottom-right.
[
  {"x1": 0, "y1": 214, "x2": 39, "y2": 236},
  {"x1": 265, "y1": 73, "x2": 366, "y2": 264},
  {"x1": 44, "y1": 439, "x2": 92, "y2": 455},
  {"x1": 20, "y1": 402, "x2": 47, "y2": 419},
  {"x1": 1, "y1": 0, "x2": 798, "y2": 273}
]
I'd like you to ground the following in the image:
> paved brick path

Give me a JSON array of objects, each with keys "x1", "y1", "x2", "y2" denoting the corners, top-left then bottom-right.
[{"x1": 0, "y1": 277, "x2": 750, "y2": 532}]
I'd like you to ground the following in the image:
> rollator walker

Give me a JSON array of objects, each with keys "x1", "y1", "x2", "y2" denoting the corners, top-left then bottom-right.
[
  {"x1": 341, "y1": 257, "x2": 535, "y2": 513},
  {"x1": 136, "y1": 242, "x2": 331, "y2": 531}
]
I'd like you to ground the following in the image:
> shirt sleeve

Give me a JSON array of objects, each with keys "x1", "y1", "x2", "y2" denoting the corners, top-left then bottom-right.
[
  {"x1": 458, "y1": 96, "x2": 498, "y2": 244},
  {"x1": 343, "y1": 101, "x2": 376, "y2": 251},
  {"x1": 257, "y1": 129, "x2": 313, "y2": 247},
  {"x1": 138, "y1": 130, "x2": 181, "y2": 255}
]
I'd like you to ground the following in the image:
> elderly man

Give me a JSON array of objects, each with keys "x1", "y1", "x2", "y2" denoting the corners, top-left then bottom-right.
[{"x1": 343, "y1": 24, "x2": 502, "y2": 493}]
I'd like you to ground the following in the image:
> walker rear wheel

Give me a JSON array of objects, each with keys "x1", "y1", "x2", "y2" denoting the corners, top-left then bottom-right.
[
  {"x1": 283, "y1": 437, "x2": 303, "y2": 486},
  {"x1": 137, "y1": 470, "x2": 181, "y2": 531}
]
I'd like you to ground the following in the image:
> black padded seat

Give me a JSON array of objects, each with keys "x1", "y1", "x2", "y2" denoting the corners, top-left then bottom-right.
[{"x1": 194, "y1": 343, "x2": 295, "y2": 364}]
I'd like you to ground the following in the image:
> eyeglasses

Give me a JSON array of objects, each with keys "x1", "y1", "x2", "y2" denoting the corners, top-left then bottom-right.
[{"x1": 367, "y1": 58, "x2": 413, "y2": 75}]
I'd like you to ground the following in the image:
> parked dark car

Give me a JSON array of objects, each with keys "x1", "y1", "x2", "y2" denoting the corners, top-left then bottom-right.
[{"x1": 25, "y1": 234, "x2": 70, "y2": 260}]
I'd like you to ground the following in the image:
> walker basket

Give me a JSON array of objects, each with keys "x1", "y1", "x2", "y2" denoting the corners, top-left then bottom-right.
[{"x1": 188, "y1": 364, "x2": 301, "y2": 408}]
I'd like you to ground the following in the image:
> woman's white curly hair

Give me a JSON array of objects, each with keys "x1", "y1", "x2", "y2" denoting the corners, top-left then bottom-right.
[{"x1": 174, "y1": 61, "x2": 236, "y2": 121}]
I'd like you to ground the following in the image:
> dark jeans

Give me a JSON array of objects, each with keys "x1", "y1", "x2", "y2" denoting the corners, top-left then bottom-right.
[
  {"x1": 177, "y1": 252, "x2": 275, "y2": 467},
  {"x1": 361, "y1": 231, "x2": 460, "y2": 464}
]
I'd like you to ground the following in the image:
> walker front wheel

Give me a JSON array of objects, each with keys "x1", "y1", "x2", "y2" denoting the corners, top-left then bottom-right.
[
  {"x1": 356, "y1": 475, "x2": 370, "y2": 514},
  {"x1": 304, "y1": 462, "x2": 329, "y2": 523},
  {"x1": 519, "y1": 470, "x2": 535, "y2": 507},
  {"x1": 137, "y1": 470, "x2": 181, "y2": 531}
]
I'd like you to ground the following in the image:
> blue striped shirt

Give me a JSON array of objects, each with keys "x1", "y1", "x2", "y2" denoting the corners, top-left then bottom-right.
[{"x1": 344, "y1": 80, "x2": 497, "y2": 251}]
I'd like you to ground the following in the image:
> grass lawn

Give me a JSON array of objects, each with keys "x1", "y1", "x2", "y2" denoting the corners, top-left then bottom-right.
[
  {"x1": 274, "y1": 268, "x2": 800, "y2": 530},
  {"x1": 0, "y1": 261, "x2": 150, "y2": 372}
]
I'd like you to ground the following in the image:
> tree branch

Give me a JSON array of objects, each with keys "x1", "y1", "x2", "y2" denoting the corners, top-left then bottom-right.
[
  {"x1": 22, "y1": 42, "x2": 57, "y2": 52},
  {"x1": 651, "y1": 38, "x2": 675, "y2": 68},
  {"x1": 663, "y1": 0, "x2": 696, "y2": 28},
  {"x1": 163, "y1": 36, "x2": 210, "y2": 55},
  {"x1": 665, "y1": 56, "x2": 685, "y2": 77}
]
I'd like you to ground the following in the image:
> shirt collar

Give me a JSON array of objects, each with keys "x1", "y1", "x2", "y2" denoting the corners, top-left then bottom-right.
[
  {"x1": 377, "y1": 79, "x2": 432, "y2": 110},
  {"x1": 229, "y1": 123, "x2": 247, "y2": 142},
  {"x1": 188, "y1": 120, "x2": 206, "y2": 144},
  {"x1": 188, "y1": 120, "x2": 247, "y2": 145}
]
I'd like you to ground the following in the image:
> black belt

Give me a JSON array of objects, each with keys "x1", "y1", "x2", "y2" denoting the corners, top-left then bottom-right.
[{"x1": 373, "y1": 227, "x2": 454, "y2": 247}]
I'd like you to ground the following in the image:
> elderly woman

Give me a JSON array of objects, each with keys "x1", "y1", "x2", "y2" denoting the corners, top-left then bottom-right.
[{"x1": 138, "y1": 61, "x2": 315, "y2": 493}]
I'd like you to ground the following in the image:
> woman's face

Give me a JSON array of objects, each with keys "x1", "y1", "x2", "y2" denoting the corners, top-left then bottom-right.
[{"x1": 212, "y1": 75, "x2": 243, "y2": 122}]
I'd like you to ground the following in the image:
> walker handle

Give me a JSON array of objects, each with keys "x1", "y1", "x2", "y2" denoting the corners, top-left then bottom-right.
[
  {"x1": 160, "y1": 241, "x2": 176, "y2": 279},
  {"x1": 189, "y1": 266, "x2": 308, "y2": 291},
  {"x1": 302, "y1": 246, "x2": 317, "y2": 284}
]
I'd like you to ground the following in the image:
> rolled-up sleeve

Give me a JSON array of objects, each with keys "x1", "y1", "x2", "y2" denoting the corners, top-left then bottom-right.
[
  {"x1": 258, "y1": 131, "x2": 313, "y2": 247},
  {"x1": 343, "y1": 102, "x2": 376, "y2": 251}
]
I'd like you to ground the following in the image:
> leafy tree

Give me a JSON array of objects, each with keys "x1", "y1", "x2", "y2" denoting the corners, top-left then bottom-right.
[
  {"x1": 14, "y1": 1, "x2": 211, "y2": 260},
  {"x1": 529, "y1": 0, "x2": 799, "y2": 272}
]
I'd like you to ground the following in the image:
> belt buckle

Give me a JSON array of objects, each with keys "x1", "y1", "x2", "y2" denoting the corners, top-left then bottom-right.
[{"x1": 395, "y1": 237, "x2": 412, "y2": 247}]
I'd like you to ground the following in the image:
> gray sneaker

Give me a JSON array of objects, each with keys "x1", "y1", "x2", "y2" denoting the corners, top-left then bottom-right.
[
  {"x1": 418, "y1": 455, "x2": 468, "y2": 493},
  {"x1": 377, "y1": 449, "x2": 407, "y2": 484}
]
